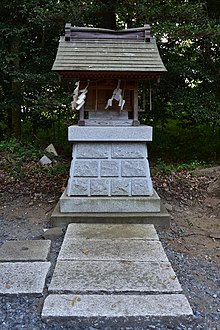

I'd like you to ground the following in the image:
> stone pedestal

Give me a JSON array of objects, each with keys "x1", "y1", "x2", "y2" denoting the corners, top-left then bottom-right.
[
  {"x1": 66, "y1": 126, "x2": 154, "y2": 203},
  {"x1": 51, "y1": 125, "x2": 170, "y2": 227}
]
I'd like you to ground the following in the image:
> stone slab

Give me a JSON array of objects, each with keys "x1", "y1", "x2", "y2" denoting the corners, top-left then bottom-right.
[
  {"x1": 48, "y1": 260, "x2": 182, "y2": 293},
  {"x1": 42, "y1": 293, "x2": 193, "y2": 320},
  {"x1": 50, "y1": 201, "x2": 170, "y2": 228},
  {"x1": 59, "y1": 190, "x2": 161, "y2": 213},
  {"x1": 89, "y1": 110, "x2": 129, "y2": 120},
  {"x1": 0, "y1": 240, "x2": 51, "y2": 261},
  {"x1": 64, "y1": 223, "x2": 159, "y2": 240},
  {"x1": 0, "y1": 262, "x2": 50, "y2": 295},
  {"x1": 57, "y1": 238, "x2": 169, "y2": 262},
  {"x1": 84, "y1": 120, "x2": 133, "y2": 126},
  {"x1": 68, "y1": 126, "x2": 153, "y2": 142}
]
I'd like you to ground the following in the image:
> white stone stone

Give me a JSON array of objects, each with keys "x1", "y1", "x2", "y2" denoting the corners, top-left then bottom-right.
[
  {"x1": 39, "y1": 155, "x2": 52, "y2": 165},
  {"x1": 67, "y1": 178, "x2": 89, "y2": 196},
  {"x1": 68, "y1": 126, "x2": 153, "y2": 142},
  {"x1": 90, "y1": 179, "x2": 110, "y2": 196},
  {"x1": 121, "y1": 160, "x2": 149, "y2": 177},
  {"x1": 0, "y1": 240, "x2": 51, "y2": 261},
  {"x1": 76, "y1": 143, "x2": 109, "y2": 159},
  {"x1": 57, "y1": 238, "x2": 169, "y2": 262},
  {"x1": 42, "y1": 293, "x2": 193, "y2": 319},
  {"x1": 74, "y1": 160, "x2": 99, "y2": 177},
  {"x1": 100, "y1": 160, "x2": 120, "y2": 177},
  {"x1": 45, "y1": 144, "x2": 58, "y2": 156},
  {"x1": 64, "y1": 224, "x2": 159, "y2": 240},
  {"x1": 0, "y1": 262, "x2": 50, "y2": 295},
  {"x1": 131, "y1": 178, "x2": 153, "y2": 196},
  {"x1": 48, "y1": 260, "x2": 182, "y2": 293},
  {"x1": 112, "y1": 143, "x2": 147, "y2": 159},
  {"x1": 111, "y1": 179, "x2": 131, "y2": 196}
]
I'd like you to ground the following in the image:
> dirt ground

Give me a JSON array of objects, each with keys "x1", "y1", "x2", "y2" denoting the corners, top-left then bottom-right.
[
  {"x1": 1, "y1": 161, "x2": 220, "y2": 329},
  {"x1": 1, "y1": 164, "x2": 220, "y2": 266}
]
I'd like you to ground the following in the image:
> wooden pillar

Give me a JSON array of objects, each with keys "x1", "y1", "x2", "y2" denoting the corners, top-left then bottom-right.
[
  {"x1": 78, "y1": 106, "x2": 85, "y2": 126},
  {"x1": 133, "y1": 81, "x2": 140, "y2": 126}
]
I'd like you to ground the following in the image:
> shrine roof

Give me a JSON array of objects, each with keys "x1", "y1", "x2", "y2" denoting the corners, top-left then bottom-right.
[{"x1": 52, "y1": 24, "x2": 166, "y2": 79}]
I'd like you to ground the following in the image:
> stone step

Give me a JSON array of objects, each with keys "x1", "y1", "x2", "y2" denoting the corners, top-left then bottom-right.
[
  {"x1": 42, "y1": 293, "x2": 193, "y2": 322},
  {"x1": 63, "y1": 223, "x2": 159, "y2": 240},
  {"x1": 48, "y1": 260, "x2": 182, "y2": 294},
  {"x1": 50, "y1": 202, "x2": 170, "y2": 228},
  {"x1": 57, "y1": 238, "x2": 169, "y2": 262},
  {"x1": 60, "y1": 190, "x2": 161, "y2": 213},
  {"x1": 42, "y1": 223, "x2": 192, "y2": 324},
  {"x1": 0, "y1": 262, "x2": 50, "y2": 295},
  {"x1": 0, "y1": 240, "x2": 51, "y2": 262}
]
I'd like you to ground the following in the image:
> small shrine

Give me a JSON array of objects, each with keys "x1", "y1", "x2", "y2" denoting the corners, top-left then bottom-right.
[{"x1": 51, "y1": 23, "x2": 169, "y2": 226}]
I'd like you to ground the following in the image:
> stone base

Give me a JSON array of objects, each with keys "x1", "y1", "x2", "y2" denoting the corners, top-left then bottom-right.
[
  {"x1": 60, "y1": 189, "x2": 160, "y2": 213},
  {"x1": 50, "y1": 201, "x2": 170, "y2": 228}
]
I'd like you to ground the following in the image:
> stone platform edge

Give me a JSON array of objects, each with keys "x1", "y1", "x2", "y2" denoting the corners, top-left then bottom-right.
[
  {"x1": 59, "y1": 189, "x2": 161, "y2": 213},
  {"x1": 50, "y1": 201, "x2": 170, "y2": 228},
  {"x1": 68, "y1": 125, "x2": 153, "y2": 142}
]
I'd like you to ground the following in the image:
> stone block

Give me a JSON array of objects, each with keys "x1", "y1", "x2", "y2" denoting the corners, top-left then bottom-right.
[
  {"x1": 112, "y1": 143, "x2": 147, "y2": 159},
  {"x1": 48, "y1": 260, "x2": 182, "y2": 293},
  {"x1": 131, "y1": 178, "x2": 153, "y2": 196},
  {"x1": 45, "y1": 144, "x2": 58, "y2": 156},
  {"x1": 51, "y1": 202, "x2": 170, "y2": 228},
  {"x1": 111, "y1": 179, "x2": 131, "y2": 196},
  {"x1": 67, "y1": 178, "x2": 89, "y2": 196},
  {"x1": 84, "y1": 120, "x2": 133, "y2": 126},
  {"x1": 0, "y1": 240, "x2": 51, "y2": 261},
  {"x1": 100, "y1": 160, "x2": 120, "y2": 177},
  {"x1": 42, "y1": 228, "x2": 64, "y2": 240},
  {"x1": 39, "y1": 155, "x2": 52, "y2": 165},
  {"x1": 89, "y1": 110, "x2": 129, "y2": 120},
  {"x1": 58, "y1": 238, "x2": 169, "y2": 262},
  {"x1": 74, "y1": 160, "x2": 99, "y2": 177},
  {"x1": 76, "y1": 143, "x2": 109, "y2": 159},
  {"x1": 59, "y1": 190, "x2": 161, "y2": 213},
  {"x1": 68, "y1": 126, "x2": 153, "y2": 142},
  {"x1": 0, "y1": 262, "x2": 50, "y2": 295},
  {"x1": 121, "y1": 160, "x2": 149, "y2": 177},
  {"x1": 42, "y1": 294, "x2": 193, "y2": 319},
  {"x1": 64, "y1": 224, "x2": 159, "y2": 240},
  {"x1": 90, "y1": 179, "x2": 110, "y2": 196}
]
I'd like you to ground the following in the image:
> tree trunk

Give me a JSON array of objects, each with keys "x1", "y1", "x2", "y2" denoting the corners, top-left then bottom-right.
[{"x1": 11, "y1": 37, "x2": 21, "y2": 138}]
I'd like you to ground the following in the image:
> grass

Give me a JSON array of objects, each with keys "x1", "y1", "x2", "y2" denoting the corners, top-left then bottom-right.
[
  {"x1": 0, "y1": 138, "x2": 68, "y2": 179},
  {"x1": 151, "y1": 158, "x2": 213, "y2": 175}
]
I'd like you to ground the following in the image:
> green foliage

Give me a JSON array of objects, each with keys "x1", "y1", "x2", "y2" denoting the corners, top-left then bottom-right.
[
  {"x1": 0, "y1": 138, "x2": 43, "y2": 178},
  {"x1": 44, "y1": 162, "x2": 68, "y2": 178},
  {"x1": 0, "y1": 0, "x2": 219, "y2": 162},
  {"x1": 0, "y1": 138, "x2": 68, "y2": 179},
  {"x1": 153, "y1": 158, "x2": 212, "y2": 175},
  {"x1": 150, "y1": 119, "x2": 220, "y2": 163},
  {"x1": 0, "y1": 137, "x2": 43, "y2": 161}
]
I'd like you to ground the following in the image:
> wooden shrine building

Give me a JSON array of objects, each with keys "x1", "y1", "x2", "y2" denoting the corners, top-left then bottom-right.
[
  {"x1": 51, "y1": 23, "x2": 169, "y2": 228},
  {"x1": 52, "y1": 24, "x2": 166, "y2": 126}
]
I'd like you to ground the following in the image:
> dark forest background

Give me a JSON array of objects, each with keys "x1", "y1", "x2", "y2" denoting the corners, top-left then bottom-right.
[{"x1": 0, "y1": 0, "x2": 219, "y2": 163}]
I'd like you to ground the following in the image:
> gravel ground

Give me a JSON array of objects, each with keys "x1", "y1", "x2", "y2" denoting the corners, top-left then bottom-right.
[{"x1": 0, "y1": 210, "x2": 219, "y2": 330}]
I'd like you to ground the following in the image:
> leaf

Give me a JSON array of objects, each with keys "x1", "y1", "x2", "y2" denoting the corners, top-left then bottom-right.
[
  {"x1": 81, "y1": 247, "x2": 89, "y2": 255},
  {"x1": 170, "y1": 275, "x2": 177, "y2": 280}
]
